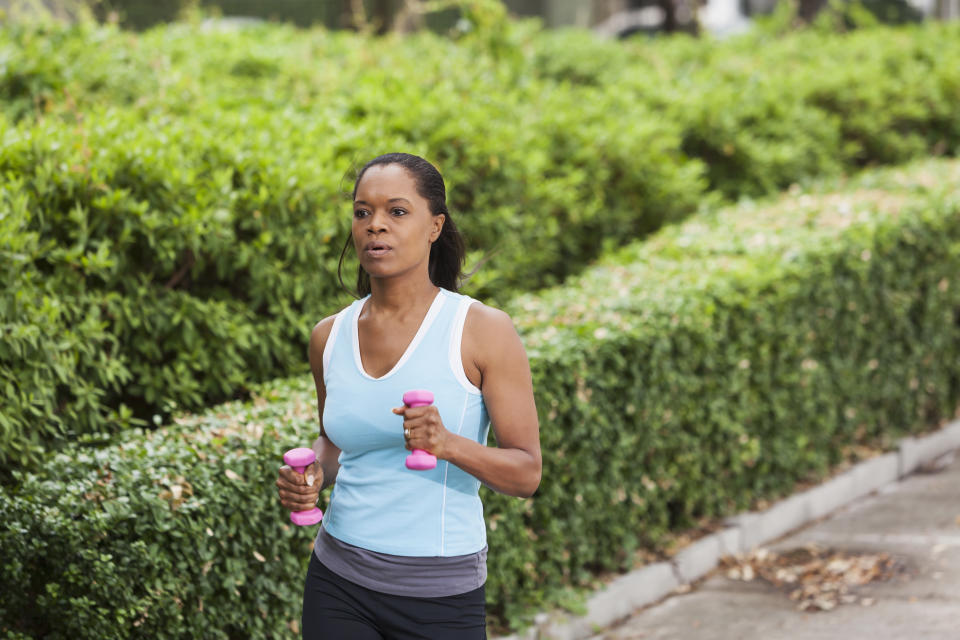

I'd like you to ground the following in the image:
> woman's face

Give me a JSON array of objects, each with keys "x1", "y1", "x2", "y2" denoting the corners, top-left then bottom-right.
[{"x1": 352, "y1": 163, "x2": 444, "y2": 283}]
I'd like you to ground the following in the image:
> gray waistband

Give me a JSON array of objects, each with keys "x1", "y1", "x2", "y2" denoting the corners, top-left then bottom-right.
[{"x1": 313, "y1": 525, "x2": 487, "y2": 598}]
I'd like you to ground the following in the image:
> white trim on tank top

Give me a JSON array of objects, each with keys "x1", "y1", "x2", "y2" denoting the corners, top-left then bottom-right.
[
  {"x1": 352, "y1": 290, "x2": 445, "y2": 381},
  {"x1": 321, "y1": 307, "x2": 350, "y2": 385},
  {"x1": 449, "y1": 296, "x2": 482, "y2": 395}
]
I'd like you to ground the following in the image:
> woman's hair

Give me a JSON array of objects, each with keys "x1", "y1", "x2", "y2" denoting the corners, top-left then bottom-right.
[{"x1": 338, "y1": 153, "x2": 466, "y2": 296}]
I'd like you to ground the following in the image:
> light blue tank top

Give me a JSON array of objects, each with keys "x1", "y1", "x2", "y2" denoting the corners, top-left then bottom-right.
[{"x1": 321, "y1": 288, "x2": 490, "y2": 557}]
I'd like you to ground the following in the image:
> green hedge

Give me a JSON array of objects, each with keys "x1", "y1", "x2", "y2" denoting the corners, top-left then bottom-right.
[
  {"x1": 533, "y1": 23, "x2": 960, "y2": 196},
  {"x1": 3, "y1": 158, "x2": 958, "y2": 637},
  {"x1": 0, "y1": 20, "x2": 701, "y2": 470},
  {"x1": 496, "y1": 160, "x2": 960, "y2": 621},
  {"x1": 3, "y1": 18, "x2": 960, "y2": 469}
]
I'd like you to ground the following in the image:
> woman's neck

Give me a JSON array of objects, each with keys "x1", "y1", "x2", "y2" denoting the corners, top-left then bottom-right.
[{"x1": 367, "y1": 274, "x2": 439, "y2": 316}]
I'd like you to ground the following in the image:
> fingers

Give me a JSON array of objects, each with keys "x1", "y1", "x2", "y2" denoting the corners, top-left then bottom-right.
[
  {"x1": 276, "y1": 463, "x2": 322, "y2": 512},
  {"x1": 401, "y1": 411, "x2": 446, "y2": 455},
  {"x1": 277, "y1": 463, "x2": 323, "y2": 487},
  {"x1": 278, "y1": 465, "x2": 305, "y2": 486},
  {"x1": 280, "y1": 494, "x2": 318, "y2": 512},
  {"x1": 404, "y1": 430, "x2": 439, "y2": 452},
  {"x1": 398, "y1": 405, "x2": 438, "y2": 428},
  {"x1": 398, "y1": 406, "x2": 437, "y2": 446},
  {"x1": 307, "y1": 460, "x2": 322, "y2": 488},
  {"x1": 396, "y1": 405, "x2": 448, "y2": 456},
  {"x1": 277, "y1": 481, "x2": 320, "y2": 512}
]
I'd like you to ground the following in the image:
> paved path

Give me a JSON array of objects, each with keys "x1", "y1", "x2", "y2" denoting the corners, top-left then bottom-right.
[{"x1": 594, "y1": 452, "x2": 960, "y2": 640}]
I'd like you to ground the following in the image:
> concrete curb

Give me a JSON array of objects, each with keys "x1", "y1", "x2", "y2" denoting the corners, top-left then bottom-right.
[
  {"x1": 493, "y1": 419, "x2": 960, "y2": 640},
  {"x1": 899, "y1": 420, "x2": 960, "y2": 476},
  {"x1": 535, "y1": 563, "x2": 680, "y2": 640}
]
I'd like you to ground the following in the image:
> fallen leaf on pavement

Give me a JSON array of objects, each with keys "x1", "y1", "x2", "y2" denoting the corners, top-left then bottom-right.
[{"x1": 719, "y1": 544, "x2": 900, "y2": 612}]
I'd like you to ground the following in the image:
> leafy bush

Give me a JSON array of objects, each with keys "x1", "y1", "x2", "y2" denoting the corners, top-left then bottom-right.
[
  {"x1": 538, "y1": 22, "x2": 960, "y2": 197},
  {"x1": 496, "y1": 159, "x2": 960, "y2": 621},
  {"x1": 2, "y1": 18, "x2": 960, "y2": 468},
  {"x1": 0, "y1": 20, "x2": 702, "y2": 470},
  {"x1": 0, "y1": 390, "x2": 313, "y2": 639},
  {"x1": 3, "y1": 158, "x2": 958, "y2": 637}
]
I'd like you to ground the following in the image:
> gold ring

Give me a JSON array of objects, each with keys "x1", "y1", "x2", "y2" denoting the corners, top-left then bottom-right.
[{"x1": 404, "y1": 428, "x2": 410, "y2": 437}]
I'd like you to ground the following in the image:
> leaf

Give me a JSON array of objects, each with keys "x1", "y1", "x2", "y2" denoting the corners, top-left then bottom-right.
[{"x1": 719, "y1": 546, "x2": 899, "y2": 612}]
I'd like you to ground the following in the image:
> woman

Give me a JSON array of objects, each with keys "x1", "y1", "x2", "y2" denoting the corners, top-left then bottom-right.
[{"x1": 276, "y1": 153, "x2": 542, "y2": 639}]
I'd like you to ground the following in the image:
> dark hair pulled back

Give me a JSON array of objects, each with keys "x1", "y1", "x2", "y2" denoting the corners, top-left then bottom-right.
[{"x1": 338, "y1": 153, "x2": 466, "y2": 297}]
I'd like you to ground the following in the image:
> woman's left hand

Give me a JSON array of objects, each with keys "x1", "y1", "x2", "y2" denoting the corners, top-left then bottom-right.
[{"x1": 392, "y1": 404, "x2": 452, "y2": 459}]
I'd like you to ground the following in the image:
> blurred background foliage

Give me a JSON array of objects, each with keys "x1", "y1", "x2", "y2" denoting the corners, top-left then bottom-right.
[
  {"x1": 0, "y1": 0, "x2": 949, "y2": 35},
  {"x1": 1, "y1": 0, "x2": 959, "y2": 635},
  {"x1": 1, "y1": 0, "x2": 958, "y2": 472}
]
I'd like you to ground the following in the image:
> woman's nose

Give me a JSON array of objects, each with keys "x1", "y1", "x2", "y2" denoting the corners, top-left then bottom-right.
[{"x1": 366, "y1": 209, "x2": 388, "y2": 233}]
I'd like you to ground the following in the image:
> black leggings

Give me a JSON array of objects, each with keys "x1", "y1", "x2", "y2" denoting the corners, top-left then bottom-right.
[{"x1": 301, "y1": 553, "x2": 487, "y2": 640}]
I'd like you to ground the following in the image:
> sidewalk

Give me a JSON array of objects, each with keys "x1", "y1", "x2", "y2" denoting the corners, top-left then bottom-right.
[
  {"x1": 503, "y1": 420, "x2": 960, "y2": 640},
  {"x1": 597, "y1": 449, "x2": 960, "y2": 640}
]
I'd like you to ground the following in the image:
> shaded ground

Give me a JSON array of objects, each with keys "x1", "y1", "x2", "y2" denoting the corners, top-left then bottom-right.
[{"x1": 596, "y1": 452, "x2": 960, "y2": 640}]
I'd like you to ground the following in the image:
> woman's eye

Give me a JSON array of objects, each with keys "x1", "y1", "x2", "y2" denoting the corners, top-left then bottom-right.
[
  {"x1": 391, "y1": 208, "x2": 407, "y2": 217},
  {"x1": 353, "y1": 209, "x2": 369, "y2": 218}
]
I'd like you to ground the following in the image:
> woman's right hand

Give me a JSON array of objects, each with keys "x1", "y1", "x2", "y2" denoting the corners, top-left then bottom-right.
[{"x1": 276, "y1": 460, "x2": 323, "y2": 513}]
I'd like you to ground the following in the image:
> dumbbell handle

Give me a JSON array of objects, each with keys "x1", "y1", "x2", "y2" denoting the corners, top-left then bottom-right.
[
  {"x1": 403, "y1": 390, "x2": 437, "y2": 470},
  {"x1": 283, "y1": 447, "x2": 324, "y2": 526}
]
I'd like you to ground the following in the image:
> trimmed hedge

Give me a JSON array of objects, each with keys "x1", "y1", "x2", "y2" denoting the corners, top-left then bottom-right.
[
  {"x1": 0, "y1": 20, "x2": 701, "y2": 470},
  {"x1": 497, "y1": 160, "x2": 960, "y2": 621},
  {"x1": 3, "y1": 158, "x2": 958, "y2": 637},
  {"x1": 2, "y1": 18, "x2": 960, "y2": 467},
  {"x1": 533, "y1": 23, "x2": 960, "y2": 196}
]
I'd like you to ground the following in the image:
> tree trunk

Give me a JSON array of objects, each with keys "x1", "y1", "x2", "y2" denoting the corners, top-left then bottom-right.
[
  {"x1": 591, "y1": 0, "x2": 629, "y2": 24},
  {"x1": 935, "y1": 0, "x2": 960, "y2": 19},
  {"x1": 391, "y1": 0, "x2": 426, "y2": 33},
  {"x1": 371, "y1": 0, "x2": 393, "y2": 34},
  {"x1": 657, "y1": 0, "x2": 678, "y2": 31},
  {"x1": 797, "y1": 0, "x2": 828, "y2": 22}
]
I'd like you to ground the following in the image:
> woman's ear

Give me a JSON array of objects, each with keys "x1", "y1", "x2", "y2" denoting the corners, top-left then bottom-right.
[{"x1": 430, "y1": 214, "x2": 446, "y2": 242}]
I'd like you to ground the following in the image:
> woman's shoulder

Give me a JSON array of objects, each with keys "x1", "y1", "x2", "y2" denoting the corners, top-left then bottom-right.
[
  {"x1": 461, "y1": 298, "x2": 519, "y2": 343},
  {"x1": 459, "y1": 297, "x2": 530, "y2": 382},
  {"x1": 309, "y1": 303, "x2": 356, "y2": 354},
  {"x1": 311, "y1": 315, "x2": 336, "y2": 342}
]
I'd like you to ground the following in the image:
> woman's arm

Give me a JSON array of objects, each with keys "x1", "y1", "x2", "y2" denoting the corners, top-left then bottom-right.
[
  {"x1": 395, "y1": 304, "x2": 541, "y2": 498},
  {"x1": 276, "y1": 317, "x2": 342, "y2": 512},
  {"x1": 306, "y1": 318, "x2": 342, "y2": 491}
]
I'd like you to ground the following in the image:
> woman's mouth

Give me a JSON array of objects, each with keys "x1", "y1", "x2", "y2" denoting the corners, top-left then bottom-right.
[{"x1": 364, "y1": 242, "x2": 392, "y2": 258}]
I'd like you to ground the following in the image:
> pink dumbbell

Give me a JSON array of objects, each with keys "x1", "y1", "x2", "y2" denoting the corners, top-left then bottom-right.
[
  {"x1": 403, "y1": 390, "x2": 437, "y2": 470},
  {"x1": 283, "y1": 447, "x2": 323, "y2": 526}
]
